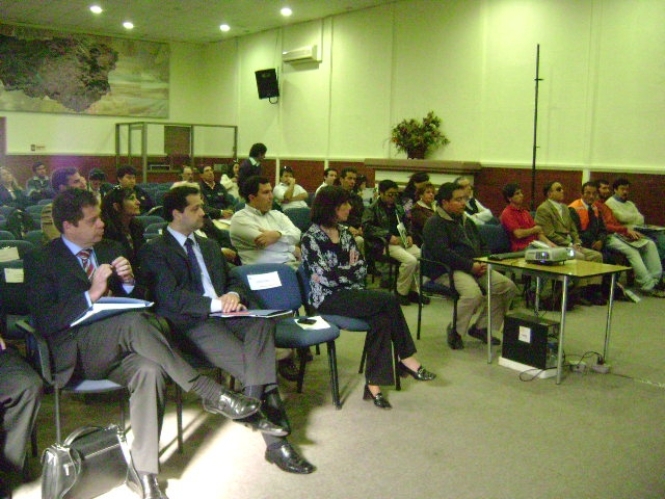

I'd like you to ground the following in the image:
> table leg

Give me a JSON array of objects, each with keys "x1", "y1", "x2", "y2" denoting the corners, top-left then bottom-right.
[
  {"x1": 556, "y1": 276, "x2": 569, "y2": 385},
  {"x1": 486, "y1": 263, "x2": 493, "y2": 364},
  {"x1": 603, "y1": 273, "x2": 617, "y2": 361}
]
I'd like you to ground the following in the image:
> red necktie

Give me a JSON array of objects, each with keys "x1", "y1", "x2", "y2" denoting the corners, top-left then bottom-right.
[{"x1": 77, "y1": 249, "x2": 95, "y2": 280}]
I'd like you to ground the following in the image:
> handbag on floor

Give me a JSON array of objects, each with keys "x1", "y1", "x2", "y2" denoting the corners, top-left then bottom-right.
[{"x1": 41, "y1": 424, "x2": 139, "y2": 499}]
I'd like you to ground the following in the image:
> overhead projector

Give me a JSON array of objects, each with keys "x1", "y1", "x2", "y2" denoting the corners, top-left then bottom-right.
[{"x1": 524, "y1": 242, "x2": 575, "y2": 264}]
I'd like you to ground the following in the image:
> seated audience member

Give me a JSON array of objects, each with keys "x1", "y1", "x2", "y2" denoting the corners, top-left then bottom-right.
[
  {"x1": 338, "y1": 168, "x2": 366, "y2": 255},
  {"x1": 273, "y1": 166, "x2": 309, "y2": 211},
  {"x1": 220, "y1": 161, "x2": 240, "y2": 200},
  {"x1": 596, "y1": 179, "x2": 665, "y2": 297},
  {"x1": 362, "y1": 179, "x2": 426, "y2": 306},
  {"x1": 88, "y1": 168, "x2": 113, "y2": 204},
  {"x1": 25, "y1": 161, "x2": 54, "y2": 202},
  {"x1": 301, "y1": 186, "x2": 435, "y2": 410},
  {"x1": 139, "y1": 186, "x2": 314, "y2": 474},
  {"x1": 42, "y1": 167, "x2": 88, "y2": 241},
  {"x1": 315, "y1": 168, "x2": 338, "y2": 196},
  {"x1": 422, "y1": 183, "x2": 518, "y2": 350},
  {"x1": 500, "y1": 183, "x2": 555, "y2": 251},
  {"x1": 410, "y1": 182, "x2": 436, "y2": 247},
  {"x1": 238, "y1": 143, "x2": 267, "y2": 195},
  {"x1": 355, "y1": 174, "x2": 375, "y2": 207},
  {"x1": 199, "y1": 165, "x2": 235, "y2": 218},
  {"x1": 171, "y1": 165, "x2": 196, "y2": 189},
  {"x1": 535, "y1": 181, "x2": 606, "y2": 305},
  {"x1": 0, "y1": 167, "x2": 29, "y2": 209},
  {"x1": 0, "y1": 337, "x2": 43, "y2": 496},
  {"x1": 116, "y1": 165, "x2": 155, "y2": 215},
  {"x1": 455, "y1": 176, "x2": 495, "y2": 225},
  {"x1": 230, "y1": 175, "x2": 301, "y2": 266},
  {"x1": 604, "y1": 177, "x2": 665, "y2": 262},
  {"x1": 101, "y1": 186, "x2": 145, "y2": 268},
  {"x1": 401, "y1": 172, "x2": 430, "y2": 222},
  {"x1": 25, "y1": 188, "x2": 262, "y2": 498}
]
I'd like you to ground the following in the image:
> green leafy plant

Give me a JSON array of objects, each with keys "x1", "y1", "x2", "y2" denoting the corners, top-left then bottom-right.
[{"x1": 391, "y1": 111, "x2": 449, "y2": 158}]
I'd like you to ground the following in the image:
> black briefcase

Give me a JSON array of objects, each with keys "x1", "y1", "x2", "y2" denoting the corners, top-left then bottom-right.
[{"x1": 41, "y1": 425, "x2": 139, "y2": 499}]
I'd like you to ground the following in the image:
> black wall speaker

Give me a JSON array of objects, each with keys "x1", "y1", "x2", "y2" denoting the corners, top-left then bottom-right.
[{"x1": 255, "y1": 69, "x2": 279, "y2": 99}]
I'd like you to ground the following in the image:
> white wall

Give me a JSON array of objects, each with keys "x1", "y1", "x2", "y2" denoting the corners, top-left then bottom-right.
[{"x1": 3, "y1": 0, "x2": 664, "y2": 173}]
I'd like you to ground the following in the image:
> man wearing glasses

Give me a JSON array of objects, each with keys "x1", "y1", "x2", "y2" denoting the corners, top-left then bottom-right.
[
  {"x1": 535, "y1": 181, "x2": 605, "y2": 305},
  {"x1": 422, "y1": 183, "x2": 517, "y2": 350}
]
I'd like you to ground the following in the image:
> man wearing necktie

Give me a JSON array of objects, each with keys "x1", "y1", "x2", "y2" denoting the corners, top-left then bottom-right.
[
  {"x1": 24, "y1": 188, "x2": 261, "y2": 499},
  {"x1": 138, "y1": 185, "x2": 315, "y2": 475}
]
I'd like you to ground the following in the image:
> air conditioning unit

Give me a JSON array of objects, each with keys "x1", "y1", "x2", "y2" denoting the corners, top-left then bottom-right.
[{"x1": 282, "y1": 45, "x2": 318, "y2": 63}]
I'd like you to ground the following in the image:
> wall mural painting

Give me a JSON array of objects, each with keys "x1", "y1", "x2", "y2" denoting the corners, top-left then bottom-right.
[{"x1": 0, "y1": 24, "x2": 169, "y2": 117}]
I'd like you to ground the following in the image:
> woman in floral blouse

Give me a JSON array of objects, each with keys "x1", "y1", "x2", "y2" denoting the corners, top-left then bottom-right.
[{"x1": 301, "y1": 186, "x2": 436, "y2": 410}]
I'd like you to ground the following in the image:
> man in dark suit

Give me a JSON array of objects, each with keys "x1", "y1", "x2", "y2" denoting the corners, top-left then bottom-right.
[
  {"x1": 24, "y1": 188, "x2": 261, "y2": 499},
  {"x1": 237, "y1": 142, "x2": 267, "y2": 195},
  {"x1": 138, "y1": 185, "x2": 315, "y2": 474}
]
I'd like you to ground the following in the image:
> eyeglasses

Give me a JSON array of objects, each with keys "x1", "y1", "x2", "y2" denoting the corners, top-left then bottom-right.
[
  {"x1": 553, "y1": 187, "x2": 563, "y2": 192},
  {"x1": 452, "y1": 196, "x2": 469, "y2": 203}
]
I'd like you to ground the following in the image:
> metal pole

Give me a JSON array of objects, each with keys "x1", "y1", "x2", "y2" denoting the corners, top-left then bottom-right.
[{"x1": 530, "y1": 44, "x2": 543, "y2": 211}]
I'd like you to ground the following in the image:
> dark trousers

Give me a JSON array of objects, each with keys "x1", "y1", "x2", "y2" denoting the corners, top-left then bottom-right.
[
  {"x1": 0, "y1": 350, "x2": 43, "y2": 474},
  {"x1": 70, "y1": 312, "x2": 211, "y2": 474},
  {"x1": 317, "y1": 289, "x2": 417, "y2": 386}
]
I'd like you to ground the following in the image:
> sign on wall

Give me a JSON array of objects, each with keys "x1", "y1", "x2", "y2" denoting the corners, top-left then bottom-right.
[{"x1": 0, "y1": 24, "x2": 169, "y2": 118}]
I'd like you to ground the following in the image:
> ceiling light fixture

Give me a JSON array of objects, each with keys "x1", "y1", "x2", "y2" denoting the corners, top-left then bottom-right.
[
  {"x1": 123, "y1": 21, "x2": 134, "y2": 30},
  {"x1": 220, "y1": 24, "x2": 230, "y2": 32},
  {"x1": 90, "y1": 5, "x2": 103, "y2": 14},
  {"x1": 280, "y1": 7, "x2": 292, "y2": 17}
]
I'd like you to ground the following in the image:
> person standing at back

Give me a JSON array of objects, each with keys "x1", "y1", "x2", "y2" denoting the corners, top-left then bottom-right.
[{"x1": 238, "y1": 143, "x2": 267, "y2": 195}]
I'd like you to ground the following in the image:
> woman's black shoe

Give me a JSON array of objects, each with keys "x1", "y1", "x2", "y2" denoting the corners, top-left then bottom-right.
[
  {"x1": 398, "y1": 362, "x2": 436, "y2": 381},
  {"x1": 363, "y1": 385, "x2": 392, "y2": 409}
]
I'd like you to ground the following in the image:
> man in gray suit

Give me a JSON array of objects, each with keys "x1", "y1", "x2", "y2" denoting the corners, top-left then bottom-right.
[
  {"x1": 535, "y1": 181, "x2": 606, "y2": 305},
  {"x1": 25, "y1": 188, "x2": 260, "y2": 499}
]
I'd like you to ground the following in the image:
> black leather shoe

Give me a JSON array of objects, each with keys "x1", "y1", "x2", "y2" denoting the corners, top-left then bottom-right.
[
  {"x1": 265, "y1": 443, "x2": 315, "y2": 474},
  {"x1": 447, "y1": 324, "x2": 464, "y2": 350},
  {"x1": 363, "y1": 385, "x2": 392, "y2": 409},
  {"x1": 468, "y1": 326, "x2": 501, "y2": 345},
  {"x1": 277, "y1": 358, "x2": 300, "y2": 382},
  {"x1": 137, "y1": 474, "x2": 169, "y2": 499},
  {"x1": 236, "y1": 410, "x2": 289, "y2": 436},
  {"x1": 398, "y1": 362, "x2": 436, "y2": 381},
  {"x1": 203, "y1": 389, "x2": 260, "y2": 420},
  {"x1": 409, "y1": 291, "x2": 430, "y2": 305},
  {"x1": 397, "y1": 293, "x2": 411, "y2": 306}
]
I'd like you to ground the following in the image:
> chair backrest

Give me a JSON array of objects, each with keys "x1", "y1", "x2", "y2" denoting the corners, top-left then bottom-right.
[
  {"x1": 37, "y1": 198, "x2": 53, "y2": 206},
  {"x1": 0, "y1": 240, "x2": 35, "y2": 259},
  {"x1": 230, "y1": 263, "x2": 302, "y2": 312},
  {"x1": 24, "y1": 230, "x2": 45, "y2": 247},
  {"x1": 25, "y1": 205, "x2": 44, "y2": 215},
  {"x1": 135, "y1": 215, "x2": 165, "y2": 229},
  {"x1": 477, "y1": 223, "x2": 511, "y2": 254},
  {"x1": 144, "y1": 221, "x2": 167, "y2": 234},
  {"x1": 0, "y1": 259, "x2": 30, "y2": 339},
  {"x1": 296, "y1": 264, "x2": 315, "y2": 315},
  {"x1": 284, "y1": 207, "x2": 312, "y2": 233},
  {"x1": 0, "y1": 230, "x2": 15, "y2": 240}
]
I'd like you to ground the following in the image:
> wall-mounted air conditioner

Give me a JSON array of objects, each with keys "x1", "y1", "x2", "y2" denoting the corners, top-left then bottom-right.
[{"x1": 282, "y1": 45, "x2": 318, "y2": 63}]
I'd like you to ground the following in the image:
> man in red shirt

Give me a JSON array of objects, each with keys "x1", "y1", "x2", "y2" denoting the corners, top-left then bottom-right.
[{"x1": 500, "y1": 183, "x2": 555, "y2": 251}]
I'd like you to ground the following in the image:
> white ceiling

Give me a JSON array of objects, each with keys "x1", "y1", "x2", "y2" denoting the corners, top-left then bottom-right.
[{"x1": 1, "y1": 0, "x2": 398, "y2": 44}]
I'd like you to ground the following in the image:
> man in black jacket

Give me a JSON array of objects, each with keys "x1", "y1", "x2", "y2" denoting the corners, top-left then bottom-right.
[
  {"x1": 422, "y1": 183, "x2": 517, "y2": 350},
  {"x1": 139, "y1": 185, "x2": 315, "y2": 475}
]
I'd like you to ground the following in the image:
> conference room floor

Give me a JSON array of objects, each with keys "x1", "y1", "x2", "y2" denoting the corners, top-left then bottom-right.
[{"x1": 12, "y1": 281, "x2": 665, "y2": 499}]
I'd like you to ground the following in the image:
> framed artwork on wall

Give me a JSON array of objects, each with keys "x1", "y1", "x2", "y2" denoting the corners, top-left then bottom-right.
[{"x1": 0, "y1": 24, "x2": 169, "y2": 118}]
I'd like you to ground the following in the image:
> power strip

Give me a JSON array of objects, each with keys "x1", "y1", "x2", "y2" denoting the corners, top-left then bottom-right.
[
  {"x1": 570, "y1": 361, "x2": 587, "y2": 373},
  {"x1": 591, "y1": 364, "x2": 610, "y2": 374}
]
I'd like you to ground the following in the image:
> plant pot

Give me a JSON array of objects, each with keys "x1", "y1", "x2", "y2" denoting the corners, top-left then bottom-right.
[{"x1": 406, "y1": 147, "x2": 426, "y2": 159}]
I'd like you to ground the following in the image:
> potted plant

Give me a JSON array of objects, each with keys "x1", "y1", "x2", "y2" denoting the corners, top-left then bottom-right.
[{"x1": 391, "y1": 111, "x2": 450, "y2": 159}]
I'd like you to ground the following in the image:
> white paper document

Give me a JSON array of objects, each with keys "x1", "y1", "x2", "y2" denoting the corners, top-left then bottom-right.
[
  {"x1": 210, "y1": 309, "x2": 292, "y2": 319},
  {"x1": 246, "y1": 272, "x2": 282, "y2": 290},
  {"x1": 71, "y1": 297, "x2": 153, "y2": 327}
]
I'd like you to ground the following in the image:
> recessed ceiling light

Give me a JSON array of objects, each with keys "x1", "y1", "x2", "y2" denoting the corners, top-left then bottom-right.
[
  {"x1": 220, "y1": 24, "x2": 230, "y2": 32},
  {"x1": 280, "y1": 7, "x2": 292, "y2": 17},
  {"x1": 90, "y1": 5, "x2": 103, "y2": 14},
  {"x1": 123, "y1": 21, "x2": 134, "y2": 30}
]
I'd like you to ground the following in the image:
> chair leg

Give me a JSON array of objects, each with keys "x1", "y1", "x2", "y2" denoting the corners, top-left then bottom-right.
[
  {"x1": 118, "y1": 391, "x2": 126, "y2": 433},
  {"x1": 393, "y1": 346, "x2": 401, "y2": 391},
  {"x1": 174, "y1": 385, "x2": 184, "y2": 454},
  {"x1": 326, "y1": 341, "x2": 341, "y2": 409},
  {"x1": 30, "y1": 425, "x2": 38, "y2": 457},
  {"x1": 295, "y1": 347, "x2": 308, "y2": 393},
  {"x1": 54, "y1": 386, "x2": 62, "y2": 444}
]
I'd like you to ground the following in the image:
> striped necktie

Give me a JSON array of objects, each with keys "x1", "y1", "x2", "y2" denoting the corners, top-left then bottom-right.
[{"x1": 77, "y1": 249, "x2": 95, "y2": 280}]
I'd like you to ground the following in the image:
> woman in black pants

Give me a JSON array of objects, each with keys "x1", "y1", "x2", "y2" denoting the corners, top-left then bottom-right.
[{"x1": 300, "y1": 186, "x2": 435, "y2": 409}]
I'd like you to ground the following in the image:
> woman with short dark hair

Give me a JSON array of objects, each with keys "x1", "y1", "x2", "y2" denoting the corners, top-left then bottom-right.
[{"x1": 301, "y1": 186, "x2": 436, "y2": 410}]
